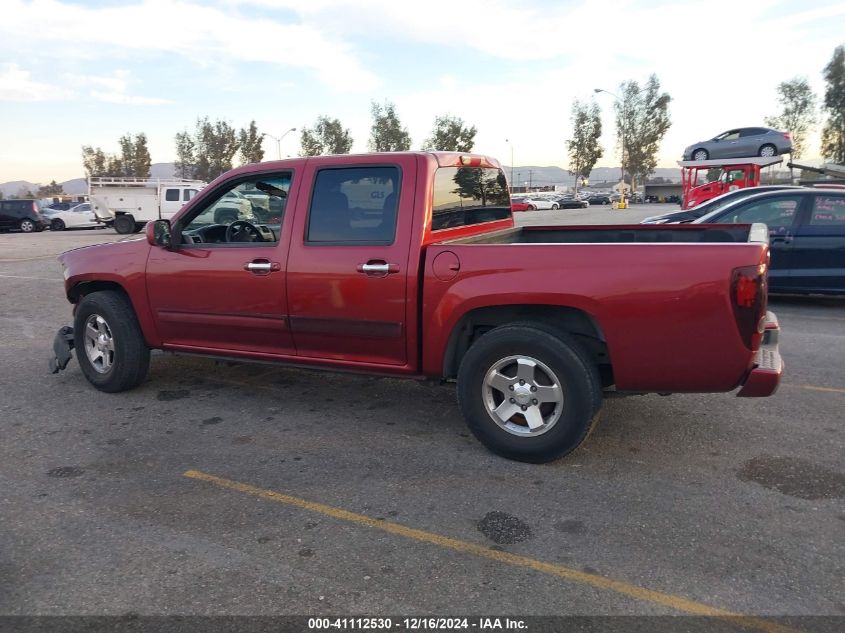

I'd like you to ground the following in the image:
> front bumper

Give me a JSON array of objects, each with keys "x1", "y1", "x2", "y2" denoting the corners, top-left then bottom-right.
[
  {"x1": 49, "y1": 326, "x2": 75, "y2": 374},
  {"x1": 737, "y1": 312, "x2": 783, "y2": 397}
]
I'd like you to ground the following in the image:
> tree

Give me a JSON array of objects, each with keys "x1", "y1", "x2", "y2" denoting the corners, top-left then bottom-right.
[
  {"x1": 174, "y1": 130, "x2": 196, "y2": 179},
  {"x1": 821, "y1": 45, "x2": 845, "y2": 163},
  {"x1": 452, "y1": 167, "x2": 509, "y2": 207},
  {"x1": 82, "y1": 146, "x2": 107, "y2": 177},
  {"x1": 422, "y1": 115, "x2": 476, "y2": 152},
  {"x1": 615, "y1": 74, "x2": 672, "y2": 192},
  {"x1": 14, "y1": 185, "x2": 35, "y2": 199},
  {"x1": 37, "y1": 180, "x2": 64, "y2": 197},
  {"x1": 566, "y1": 99, "x2": 603, "y2": 195},
  {"x1": 299, "y1": 116, "x2": 354, "y2": 156},
  {"x1": 238, "y1": 120, "x2": 265, "y2": 164},
  {"x1": 368, "y1": 100, "x2": 411, "y2": 152},
  {"x1": 81, "y1": 133, "x2": 150, "y2": 178},
  {"x1": 193, "y1": 117, "x2": 240, "y2": 181},
  {"x1": 132, "y1": 133, "x2": 152, "y2": 178},
  {"x1": 765, "y1": 77, "x2": 817, "y2": 159}
]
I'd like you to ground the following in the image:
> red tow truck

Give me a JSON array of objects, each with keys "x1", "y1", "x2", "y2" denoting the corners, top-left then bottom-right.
[
  {"x1": 679, "y1": 156, "x2": 783, "y2": 209},
  {"x1": 50, "y1": 152, "x2": 783, "y2": 463}
]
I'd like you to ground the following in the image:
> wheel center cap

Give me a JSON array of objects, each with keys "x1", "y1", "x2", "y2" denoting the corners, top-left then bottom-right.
[{"x1": 513, "y1": 386, "x2": 532, "y2": 405}]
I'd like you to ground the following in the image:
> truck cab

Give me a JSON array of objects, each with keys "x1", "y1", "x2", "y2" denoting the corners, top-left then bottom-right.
[{"x1": 679, "y1": 156, "x2": 783, "y2": 209}]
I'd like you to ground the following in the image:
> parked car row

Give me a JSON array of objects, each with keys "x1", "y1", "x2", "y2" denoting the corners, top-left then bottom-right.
[
  {"x1": 0, "y1": 199, "x2": 104, "y2": 233},
  {"x1": 511, "y1": 194, "x2": 592, "y2": 212}
]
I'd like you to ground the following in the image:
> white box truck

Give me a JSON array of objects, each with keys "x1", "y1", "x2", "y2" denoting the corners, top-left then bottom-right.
[{"x1": 89, "y1": 177, "x2": 257, "y2": 234}]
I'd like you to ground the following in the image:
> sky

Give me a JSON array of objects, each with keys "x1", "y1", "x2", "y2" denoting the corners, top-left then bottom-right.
[{"x1": 1, "y1": 0, "x2": 844, "y2": 183}]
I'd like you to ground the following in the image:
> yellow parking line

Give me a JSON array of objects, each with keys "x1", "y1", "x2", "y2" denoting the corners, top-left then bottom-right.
[
  {"x1": 786, "y1": 383, "x2": 845, "y2": 394},
  {"x1": 183, "y1": 469, "x2": 802, "y2": 633}
]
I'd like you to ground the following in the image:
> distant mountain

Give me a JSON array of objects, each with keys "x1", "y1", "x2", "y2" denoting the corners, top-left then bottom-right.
[
  {"x1": 1, "y1": 163, "x2": 177, "y2": 198},
  {"x1": 0, "y1": 180, "x2": 38, "y2": 198}
]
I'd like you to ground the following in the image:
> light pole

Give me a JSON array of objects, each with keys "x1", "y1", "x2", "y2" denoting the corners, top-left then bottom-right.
[
  {"x1": 262, "y1": 127, "x2": 297, "y2": 160},
  {"x1": 504, "y1": 138, "x2": 514, "y2": 190},
  {"x1": 594, "y1": 88, "x2": 626, "y2": 207}
]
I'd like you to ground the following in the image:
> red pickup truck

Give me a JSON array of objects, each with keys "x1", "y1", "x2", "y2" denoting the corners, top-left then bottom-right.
[{"x1": 51, "y1": 152, "x2": 783, "y2": 463}]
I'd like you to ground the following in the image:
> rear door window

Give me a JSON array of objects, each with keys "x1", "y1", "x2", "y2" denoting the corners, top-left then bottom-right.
[
  {"x1": 714, "y1": 196, "x2": 803, "y2": 235},
  {"x1": 432, "y1": 167, "x2": 511, "y2": 231},
  {"x1": 797, "y1": 195, "x2": 845, "y2": 235},
  {"x1": 165, "y1": 189, "x2": 180, "y2": 202},
  {"x1": 306, "y1": 166, "x2": 400, "y2": 244}
]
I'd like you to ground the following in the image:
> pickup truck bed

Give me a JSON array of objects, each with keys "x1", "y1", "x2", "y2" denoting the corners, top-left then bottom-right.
[{"x1": 442, "y1": 224, "x2": 753, "y2": 244}]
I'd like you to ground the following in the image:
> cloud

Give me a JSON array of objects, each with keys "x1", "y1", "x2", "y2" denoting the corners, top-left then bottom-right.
[
  {"x1": 241, "y1": 0, "x2": 845, "y2": 65},
  {"x1": 68, "y1": 70, "x2": 173, "y2": 105},
  {"x1": 0, "y1": 0, "x2": 381, "y2": 93},
  {"x1": 0, "y1": 63, "x2": 73, "y2": 101}
]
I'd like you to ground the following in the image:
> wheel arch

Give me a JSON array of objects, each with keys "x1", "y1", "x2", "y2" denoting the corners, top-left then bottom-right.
[
  {"x1": 440, "y1": 304, "x2": 613, "y2": 386},
  {"x1": 68, "y1": 279, "x2": 129, "y2": 304},
  {"x1": 68, "y1": 279, "x2": 161, "y2": 348}
]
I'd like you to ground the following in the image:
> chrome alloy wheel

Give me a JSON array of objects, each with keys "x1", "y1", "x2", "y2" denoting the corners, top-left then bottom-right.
[
  {"x1": 483, "y1": 355, "x2": 564, "y2": 436},
  {"x1": 759, "y1": 145, "x2": 776, "y2": 157},
  {"x1": 84, "y1": 314, "x2": 115, "y2": 373}
]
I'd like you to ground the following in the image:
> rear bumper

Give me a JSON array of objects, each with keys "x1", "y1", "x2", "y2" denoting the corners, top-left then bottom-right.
[{"x1": 737, "y1": 311, "x2": 783, "y2": 397}]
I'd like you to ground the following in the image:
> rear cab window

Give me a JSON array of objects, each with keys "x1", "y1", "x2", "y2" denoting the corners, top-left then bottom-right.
[{"x1": 431, "y1": 166, "x2": 512, "y2": 231}]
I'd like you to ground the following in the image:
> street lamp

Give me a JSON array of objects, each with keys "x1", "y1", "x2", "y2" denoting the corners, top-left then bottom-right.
[
  {"x1": 262, "y1": 127, "x2": 297, "y2": 160},
  {"x1": 504, "y1": 138, "x2": 514, "y2": 190},
  {"x1": 594, "y1": 88, "x2": 627, "y2": 207}
]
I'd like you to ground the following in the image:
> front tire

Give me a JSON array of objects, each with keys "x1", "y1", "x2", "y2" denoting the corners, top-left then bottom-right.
[
  {"x1": 113, "y1": 214, "x2": 136, "y2": 234},
  {"x1": 73, "y1": 291, "x2": 150, "y2": 393},
  {"x1": 758, "y1": 144, "x2": 777, "y2": 157},
  {"x1": 551, "y1": 203, "x2": 559, "y2": 210},
  {"x1": 692, "y1": 149, "x2": 709, "y2": 161},
  {"x1": 457, "y1": 324, "x2": 602, "y2": 463},
  {"x1": 51, "y1": 218, "x2": 66, "y2": 231}
]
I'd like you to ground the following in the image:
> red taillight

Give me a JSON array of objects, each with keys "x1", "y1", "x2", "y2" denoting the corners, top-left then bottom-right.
[
  {"x1": 32, "y1": 202, "x2": 38, "y2": 212},
  {"x1": 784, "y1": 132, "x2": 792, "y2": 140},
  {"x1": 735, "y1": 274, "x2": 757, "y2": 307},
  {"x1": 731, "y1": 265, "x2": 767, "y2": 349}
]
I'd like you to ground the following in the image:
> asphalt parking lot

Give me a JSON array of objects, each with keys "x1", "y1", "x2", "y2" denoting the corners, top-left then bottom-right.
[{"x1": 0, "y1": 205, "x2": 843, "y2": 629}]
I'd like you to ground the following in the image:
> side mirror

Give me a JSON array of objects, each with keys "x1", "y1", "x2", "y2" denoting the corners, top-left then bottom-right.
[{"x1": 146, "y1": 219, "x2": 172, "y2": 247}]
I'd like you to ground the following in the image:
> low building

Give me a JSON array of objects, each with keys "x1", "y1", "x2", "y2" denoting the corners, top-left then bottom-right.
[{"x1": 644, "y1": 183, "x2": 683, "y2": 202}]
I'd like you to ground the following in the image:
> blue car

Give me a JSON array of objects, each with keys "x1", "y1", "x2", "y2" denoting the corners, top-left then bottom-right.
[
  {"x1": 683, "y1": 127, "x2": 793, "y2": 161},
  {"x1": 694, "y1": 188, "x2": 845, "y2": 295}
]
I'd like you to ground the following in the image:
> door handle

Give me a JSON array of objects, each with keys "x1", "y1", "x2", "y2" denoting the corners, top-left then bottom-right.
[
  {"x1": 770, "y1": 236, "x2": 792, "y2": 244},
  {"x1": 244, "y1": 259, "x2": 281, "y2": 275},
  {"x1": 357, "y1": 261, "x2": 400, "y2": 276}
]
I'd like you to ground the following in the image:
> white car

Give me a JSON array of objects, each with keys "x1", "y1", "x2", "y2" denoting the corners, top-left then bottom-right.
[
  {"x1": 49, "y1": 203, "x2": 101, "y2": 231},
  {"x1": 523, "y1": 197, "x2": 559, "y2": 210}
]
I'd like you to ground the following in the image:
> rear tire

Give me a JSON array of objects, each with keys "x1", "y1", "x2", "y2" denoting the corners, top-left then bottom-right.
[
  {"x1": 19, "y1": 218, "x2": 35, "y2": 233},
  {"x1": 551, "y1": 203, "x2": 559, "y2": 210},
  {"x1": 758, "y1": 144, "x2": 777, "y2": 157},
  {"x1": 114, "y1": 214, "x2": 136, "y2": 234},
  {"x1": 457, "y1": 324, "x2": 602, "y2": 463},
  {"x1": 73, "y1": 291, "x2": 150, "y2": 393},
  {"x1": 51, "y1": 219, "x2": 66, "y2": 231}
]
